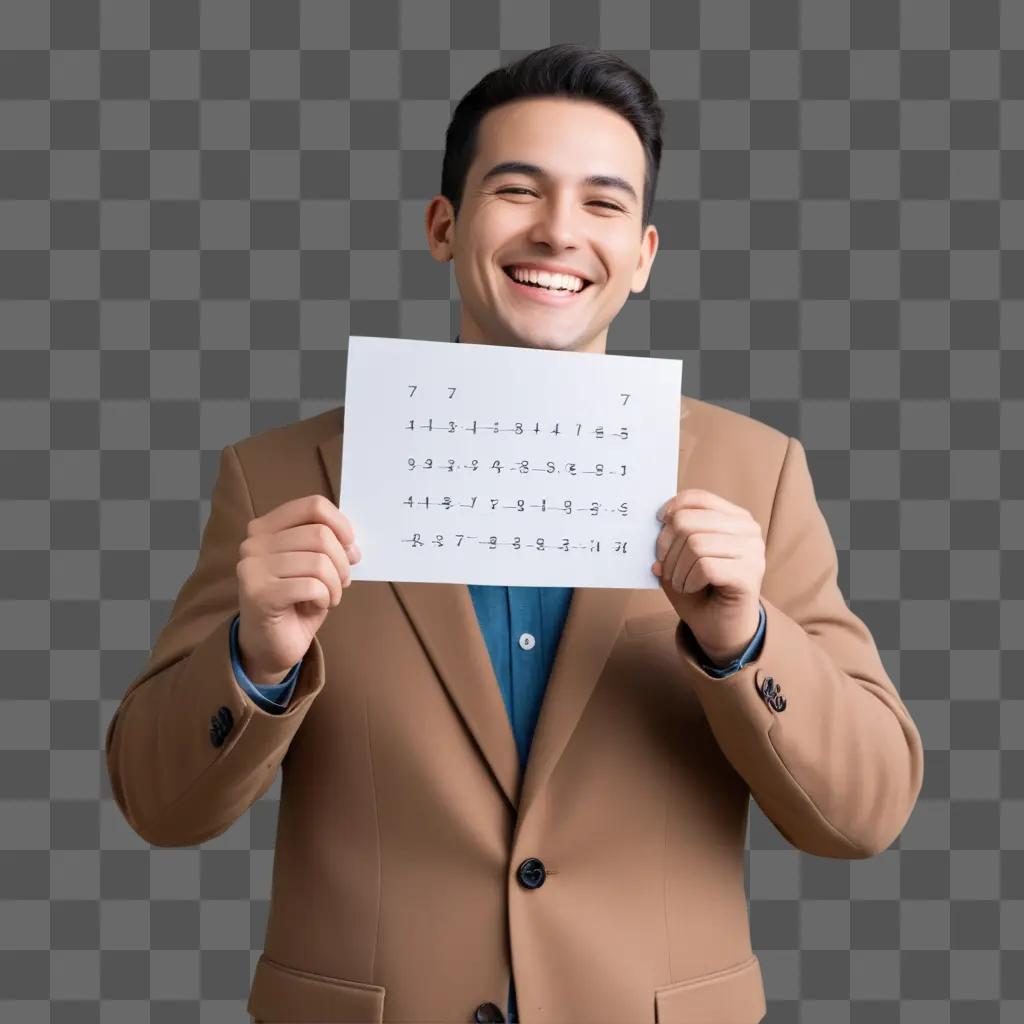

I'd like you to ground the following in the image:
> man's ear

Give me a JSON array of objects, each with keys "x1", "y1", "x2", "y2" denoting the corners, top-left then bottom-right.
[
  {"x1": 424, "y1": 196, "x2": 456, "y2": 262},
  {"x1": 631, "y1": 222, "x2": 659, "y2": 294}
]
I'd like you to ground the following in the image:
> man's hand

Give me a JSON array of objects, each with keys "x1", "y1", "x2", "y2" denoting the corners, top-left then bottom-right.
[
  {"x1": 236, "y1": 495, "x2": 362, "y2": 683},
  {"x1": 651, "y1": 488, "x2": 765, "y2": 666}
]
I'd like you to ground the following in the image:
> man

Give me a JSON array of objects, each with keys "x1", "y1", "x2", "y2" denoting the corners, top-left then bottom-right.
[{"x1": 106, "y1": 44, "x2": 924, "y2": 1023}]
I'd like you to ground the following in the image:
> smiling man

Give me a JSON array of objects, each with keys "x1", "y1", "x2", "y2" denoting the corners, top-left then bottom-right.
[
  {"x1": 106, "y1": 44, "x2": 923, "y2": 1024},
  {"x1": 424, "y1": 77, "x2": 659, "y2": 356}
]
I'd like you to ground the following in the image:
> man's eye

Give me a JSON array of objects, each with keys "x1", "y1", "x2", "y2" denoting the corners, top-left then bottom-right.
[{"x1": 495, "y1": 187, "x2": 621, "y2": 211}]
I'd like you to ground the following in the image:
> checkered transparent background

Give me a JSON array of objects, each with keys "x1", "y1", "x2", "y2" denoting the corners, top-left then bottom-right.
[{"x1": 1, "y1": 1, "x2": 1023, "y2": 1021}]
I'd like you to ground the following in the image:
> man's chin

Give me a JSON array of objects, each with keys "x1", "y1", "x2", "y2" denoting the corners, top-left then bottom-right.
[
  {"x1": 493, "y1": 323, "x2": 561, "y2": 348},
  {"x1": 496, "y1": 317, "x2": 586, "y2": 350}
]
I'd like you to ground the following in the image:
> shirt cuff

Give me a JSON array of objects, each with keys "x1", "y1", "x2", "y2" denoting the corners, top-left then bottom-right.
[
  {"x1": 229, "y1": 612, "x2": 302, "y2": 713},
  {"x1": 690, "y1": 601, "x2": 767, "y2": 678}
]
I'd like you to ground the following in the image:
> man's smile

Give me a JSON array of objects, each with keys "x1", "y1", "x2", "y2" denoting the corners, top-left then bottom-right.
[{"x1": 501, "y1": 264, "x2": 595, "y2": 306}]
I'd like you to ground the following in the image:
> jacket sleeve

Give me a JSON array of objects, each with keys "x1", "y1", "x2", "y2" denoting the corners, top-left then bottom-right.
[
  {"x1": 104, "y1": 443, "x2": 327, "y2": 847},
  {"x1": 673, "y1": 434, "x2": 925, "y2": 858}
]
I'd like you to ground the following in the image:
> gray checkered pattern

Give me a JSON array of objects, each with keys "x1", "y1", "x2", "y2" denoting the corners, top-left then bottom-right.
[{"x1": 1, "y1": 0, "x2": 1021, "y2": 1021}]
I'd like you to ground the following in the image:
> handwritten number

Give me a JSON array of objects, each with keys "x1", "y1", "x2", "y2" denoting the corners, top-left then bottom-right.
[{"x1": 400, "y1": 386, "x2": 639, "y2": 557}]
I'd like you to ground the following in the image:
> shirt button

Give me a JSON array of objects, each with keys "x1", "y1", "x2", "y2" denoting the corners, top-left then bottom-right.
[{"x1": 518, "y1": 632, "x2": 535, "y2": 651}]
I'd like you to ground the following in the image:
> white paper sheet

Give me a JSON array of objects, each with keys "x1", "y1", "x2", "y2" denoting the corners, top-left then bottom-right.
[{"x1": 338, "y1": 336, "x2": 683, "y2": 589}]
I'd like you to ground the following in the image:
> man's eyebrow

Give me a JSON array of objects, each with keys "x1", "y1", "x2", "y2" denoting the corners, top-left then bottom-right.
[{"x1": 480, "y1": 161, "x2": 639, "y2": 204}]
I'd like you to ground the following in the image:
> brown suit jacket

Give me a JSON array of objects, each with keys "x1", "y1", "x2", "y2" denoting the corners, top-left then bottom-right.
[{"x1": 105, "y1": 396, "x2": 924, "y2": 1024}]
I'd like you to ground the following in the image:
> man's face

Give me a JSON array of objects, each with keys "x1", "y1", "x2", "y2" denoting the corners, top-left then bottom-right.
[{"x1": 425, "y1": 96, "x2": 659, "y2": 355}]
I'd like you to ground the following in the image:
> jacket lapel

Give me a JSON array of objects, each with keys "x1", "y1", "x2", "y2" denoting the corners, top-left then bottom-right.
[{"x1": 316, "y1": 403, "x2": 694, "y2": 824}]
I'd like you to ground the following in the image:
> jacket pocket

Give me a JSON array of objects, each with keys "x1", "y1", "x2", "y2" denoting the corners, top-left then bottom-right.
[
  {"x1": 247, "y1": 953, "x2": 385, "y2": 1023},
  {"x1": 654, "y1": 953, "x2": 765, "y2": 1023}
]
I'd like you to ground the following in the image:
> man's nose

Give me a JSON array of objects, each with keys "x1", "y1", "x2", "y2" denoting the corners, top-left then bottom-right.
[{"x1": 525, "y1": 194, "x2": 580, "y2": 250}]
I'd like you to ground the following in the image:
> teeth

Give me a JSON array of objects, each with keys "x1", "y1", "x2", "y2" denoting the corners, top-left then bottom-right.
[{"x1": 508, "y1": 266, "x2": 586, "y2": 293}]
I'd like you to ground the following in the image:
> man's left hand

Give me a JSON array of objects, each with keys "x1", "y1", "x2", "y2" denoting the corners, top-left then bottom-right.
[{"x1": 652, "y1": 489, "x2": 765, "y2": 666}]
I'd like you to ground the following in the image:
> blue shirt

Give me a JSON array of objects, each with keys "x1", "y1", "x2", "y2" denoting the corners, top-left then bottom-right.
[{"x1": 227, "y1": 333, "x2": 767, "y2": 1021}]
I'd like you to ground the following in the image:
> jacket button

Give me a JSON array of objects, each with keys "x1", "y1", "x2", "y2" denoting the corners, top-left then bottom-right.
[
  {"x1": 209, "y1": 706, "x2": 234, "y2": 747},
  {"x1": 758, "y1": 675, "x2": 787, "y2": 712},
  {"x1": 474, "y1": 1001, "x2": 505, "y2": 1022},
  {"x1": 517, "y1": 857, "x2": 546, "y2": 889}
]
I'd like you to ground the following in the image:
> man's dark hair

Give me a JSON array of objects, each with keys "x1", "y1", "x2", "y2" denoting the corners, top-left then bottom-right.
[{"x1": 441, "y1": 43, "x2": 664, "y2": 230}]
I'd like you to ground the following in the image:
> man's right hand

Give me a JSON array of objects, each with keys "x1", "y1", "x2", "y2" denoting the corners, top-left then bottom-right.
[{"x1": 235, "y1": 495, "x2": 361, "y2": 685}]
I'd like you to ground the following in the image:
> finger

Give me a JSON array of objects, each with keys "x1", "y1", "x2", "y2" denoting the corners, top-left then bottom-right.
[
  {"x1": 670, "y1": 536, "x2": 747, "y2": 595},
  {"x1": 250, "y1": 494, "x2": 358, "y2": 551},
  {"x1": 256, "y1": 522, "x2": 356, "y2": 583},
  {"x1": 271, "y1": 575, "x2": 333, "y2": 612},
  {"x1": 271, "y1": 550, "x2": 346, "y2": 605},
  {"x1": 658, "y1": 530, "x2": 688, "y2": 590},
  {"x1": 654, "y1": 510, "x2": 743, "y2": 563},
  {"x1": 658, "y1": 489, "x2": 749, "y2": 523},
  {"x1": 266, "y1": 550, "x2": 345, "y2": 606},
  {"x1": 660, "y1": 530, "x2": 736, "y2": 593}
]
